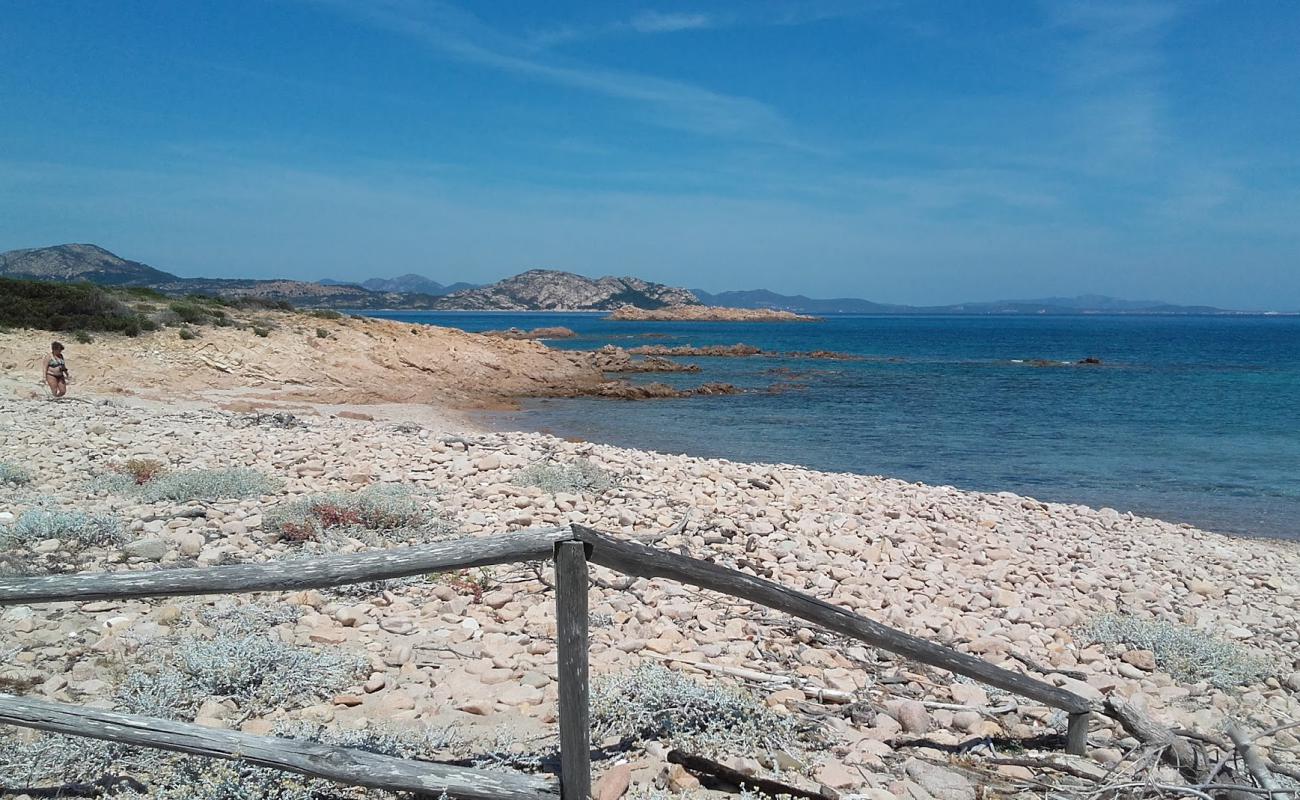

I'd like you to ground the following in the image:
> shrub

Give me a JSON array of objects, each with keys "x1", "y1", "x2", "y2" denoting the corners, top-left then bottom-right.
[
  {"x1": 121, "y1": 761, "x2": 322, "y2": 800},
  {"x1": 253, "y1": 326, "x2": 270, "y2": 337},
  {"x1": 73, "y1": 330, "x2": 93, "y2": 344},
  {"x1": 1081, "y1": 613, "x2": 1271, "y2": 688},
  {"x1": 591, "y1": 664, "x2": 802, "y2": 758},
  {"x1": 112, "y1": 458, "x2": 167, "y2": 485},
  {"x1": 514, "y1": 459, "x2": 615, "y2": 494},
  {"x1": 274, "y1": 721, "x2": 459, "y2": 760},
  {"x1": 0, "y1": 732, "x2": 327, "y2": 800},
  {"x1": 118, "y1": 631, "x2": 366, "y2": 718},
  {"x1": 309, "y1": 309, "x2": 343, "y2": 320},
  {"x1": 0, "y1": 277, "x2": 155, "y2": 335},
  {"x1": 168, "y1": 301, "x2": 209, "y2": 325},
  {"x1": 197, "y1": 601, "x2": 302, "y2": 632},
  {"x1": 0, "y1": 732, "x2": 162, "y2": 794},
  {"x1": 178, "y1": 326, "x2": 198, "y2": 340},
  {"x1": 0, "y1": 462, "x2": 32, "y2": 485},
  {"x1": 265, "y1": 485, "x2": 423, "y2": 543},
  {"x1": 316, "y1": 327, "x2": 329, "y2": 338},
  {"x1": 0, "y1": 509, "x2": 125, "y2": 549},
  {"x1": 137, "y1": 468, "x2": 278, "y2": 502}
]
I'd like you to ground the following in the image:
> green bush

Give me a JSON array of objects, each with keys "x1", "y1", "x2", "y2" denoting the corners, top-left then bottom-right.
[
  {"x1": 309, "y1": 309, "x2": 342, "y2": 320},
  {"x1": 73, "y1": 330, "x2": 93, "y2": 344},
  {"x1": 252, "y1": 326, "x2": 270, "y2": 337},
  {"x1": 1081, "y1": 613, "x2": 1271, "y2": 688},
  {"x1": 0, "y1": 277, "x2": 156, "y2": 335},
  {"x1": 315, "y1": 327, "x2": 329, "y2": 338},
  {"x1": 168, "y1": 301, "x2": 209, "y2": 325},
  {"x1": 178, "y1": 327, "x2": 198, "y2": 340}
]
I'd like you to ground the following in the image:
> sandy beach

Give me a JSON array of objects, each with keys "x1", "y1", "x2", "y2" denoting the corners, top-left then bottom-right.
[{"x1": 1, "y1": 320, "x2": 1298, "y2": 799}]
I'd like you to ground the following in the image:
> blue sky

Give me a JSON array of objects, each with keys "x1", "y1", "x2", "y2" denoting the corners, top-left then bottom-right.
[{"x1": 1, "y1": 1, "x2": 1297, "y2": 308}]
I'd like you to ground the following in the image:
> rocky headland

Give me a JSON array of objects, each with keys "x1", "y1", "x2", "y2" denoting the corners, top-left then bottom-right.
[{"x1": 607, "y1": 305, "x2": 820, "y2": 322}]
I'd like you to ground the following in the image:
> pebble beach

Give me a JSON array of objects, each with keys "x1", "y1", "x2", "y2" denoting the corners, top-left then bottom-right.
[{"x1": 2, "y1": 389, "x2": 1298, "y2": 798}]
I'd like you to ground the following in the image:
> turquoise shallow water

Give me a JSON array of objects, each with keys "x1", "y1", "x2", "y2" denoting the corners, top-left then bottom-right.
[{"x1": 367, "y1": 311, "x2": 1300, "y2": 540}]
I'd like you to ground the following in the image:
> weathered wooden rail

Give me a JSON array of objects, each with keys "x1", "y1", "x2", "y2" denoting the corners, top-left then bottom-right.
[{"x1": 0, "y1": 524, "x2": 1093, "y2": 799}]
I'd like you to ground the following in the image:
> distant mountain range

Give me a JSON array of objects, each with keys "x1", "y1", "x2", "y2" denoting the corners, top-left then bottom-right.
[
  {"x1": 693, "y1": 288, "x2": 1236, "y2": 316},
  {"x1": 0, "y1": 243, "x2": 1280, "y2": 315},
  {"x1": 319, "y1": 274, "x2": 480, "y2": 295}
]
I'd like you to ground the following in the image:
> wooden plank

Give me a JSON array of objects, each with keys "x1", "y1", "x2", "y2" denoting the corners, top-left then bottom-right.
[
  {"x1": 0, "y1": 528, "x2": 570, "y2": 605},
  {"x1": 1066, "y1": 712, "x2": 1089, "y2": 755},
  {"x1": 554, "y1": 541, "x2": 591, "y2": 800},
  {"x1": 0, "y1": 693, "x2": 559, "y2": 800},
  {"x1": 573, "y1": 525, "x2": 1091, "y2": 715}
]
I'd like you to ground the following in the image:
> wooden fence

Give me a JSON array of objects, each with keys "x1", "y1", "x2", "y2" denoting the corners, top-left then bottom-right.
[{"x1": 0, "y1": 524, "x2": 1093, "y2": 799}]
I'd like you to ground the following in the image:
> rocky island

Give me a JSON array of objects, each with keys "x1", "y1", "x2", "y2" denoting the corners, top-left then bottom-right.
[{"x1": 606, "y1": 305, "x2": 821, "y2": 322}]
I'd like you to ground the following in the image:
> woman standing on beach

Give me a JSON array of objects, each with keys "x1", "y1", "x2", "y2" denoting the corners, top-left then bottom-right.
[{"x1": 44, "y1": 341, "x2": 69, "y2": 398}]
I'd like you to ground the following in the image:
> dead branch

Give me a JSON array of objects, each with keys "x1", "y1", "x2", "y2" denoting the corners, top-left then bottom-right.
[
  {"x1": 1227, "y1": 724, "x2": 1285, "y2": 800},
  {"x1": 1010, "y1": 651, "x2": 1089, "y2": 681},
  {"x1": 987, "y1": 756, "x2": 1108, "y2": 782},
  {"x1": 666, "y1": 750, "x2": 832, "y2": 799}
]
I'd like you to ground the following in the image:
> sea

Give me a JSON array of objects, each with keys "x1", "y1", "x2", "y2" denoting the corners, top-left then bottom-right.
[{"x1": 364, "y1": 311, "x2": 1300, "y2": 540}]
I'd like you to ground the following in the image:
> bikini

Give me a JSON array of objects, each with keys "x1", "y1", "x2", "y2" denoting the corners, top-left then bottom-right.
[{"x1": 46, "y1": 356, "x2": 67, "y2": 381}]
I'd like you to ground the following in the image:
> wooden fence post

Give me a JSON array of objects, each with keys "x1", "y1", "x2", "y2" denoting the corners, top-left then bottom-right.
[
  {"x1": 1066, "y1": 711, "x2": 1089, "y2": 755},
  {"x1": 555, "y1": 541, "x2": 591, "y2": 800}
]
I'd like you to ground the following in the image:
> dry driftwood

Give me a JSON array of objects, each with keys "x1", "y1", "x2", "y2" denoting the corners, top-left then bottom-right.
[
  {"x1": 667, "y1": 750, "x2": 833, "y2": 799},
  {"x1": 0, "y1": 528, "x2": 570, "y2": 604},
  {"x1": 1104, "y1": 697, "x2": 1298, "y2": 800},
  {"x1": 573, "y1": 525, "x2": 1093, "y2": 719},
  {"x1": 0, "y1": 693, "x2": 558, "y2": 800}
]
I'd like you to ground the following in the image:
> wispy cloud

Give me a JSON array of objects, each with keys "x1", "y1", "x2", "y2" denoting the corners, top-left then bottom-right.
[
  {"x1": 314, "y1": 0, "x2": 802, "y2": 146},
  {"x1": 527, "y1": 10, "x2": 715, "y2": 50},
  {"x1": 1047, "y1": 0, "x2": 1180, "y2": 166},
  {"x1": 628, "y1": 10, "x2": 713, "y2": 34}
]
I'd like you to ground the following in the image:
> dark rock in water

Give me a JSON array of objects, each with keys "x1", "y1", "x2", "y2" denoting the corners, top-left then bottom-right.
[
  {"x1": 482, "y1": 326, "x2": 577, "y2": 340},
  {"x1": 591, "y1": 345, "x2": 700, "y2": 373},
  {"x1": 1078, "y1": 356, "x2": 1103, "y2": 365},
  {"x1": 590, "y1": 381, "x2": 739, "y2": 400},
  {"x1": 629, "y1": 343, "x2": 764, "y2": 357},
  {"x1": 789, "y1": 350, "x2": 864, "y2": 361}
]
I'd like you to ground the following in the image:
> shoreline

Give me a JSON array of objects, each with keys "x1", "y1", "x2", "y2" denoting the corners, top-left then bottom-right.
[{"x1": 484, "y1": 401, "x2": 1290, "y2": 543}]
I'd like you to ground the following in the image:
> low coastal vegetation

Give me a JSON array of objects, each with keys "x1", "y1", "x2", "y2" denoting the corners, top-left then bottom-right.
[
  {"x1": 92, "y1": 466, "x2": 278, "y2": 501},
  {"x1": 592, "y1": 664, "x2": 809, "y2": 760},
  {"x1": 1081, "y1": 613, "x2": 1271, "y2": 688},
  {"x1": 0, "y1": 276, "x2": 297, "y2": 339},
  {"x1": 513, "y1": 458, "x2": 616, "y2": 494},
  {"x1": 136, "y1": 467, "x2": 279, "y2": 502},
  {"x1": 0, "y1": 277, "x2": 163, "y2": 336},
  {"x1": 265, "y1": 485, "x2": 425, "y2": 543},
  {"x1": 0, "y1": 462, "x2": 32, "y2": 485},
  {"x1": 0, "y1": 509, "x2": 125, "y2": 550}
]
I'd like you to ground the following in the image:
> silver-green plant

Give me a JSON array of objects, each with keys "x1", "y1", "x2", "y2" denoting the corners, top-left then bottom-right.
[
  {"x1": 1081, "y1": 613, "x2": 1271, "y2": 688},
  {"x1": 513, "y1": 459, "x2": 615, "y2": 494},
  {"x1": 138, "y1": 468, "x2": 279, "y2": 502},
  {"x1": 0, "y1": 509, "x2": 125, "y2": 549},
  {"x1": 117, "y1": 631, "x2": 367, "y2": 719},
  {"x1": 0, "y1": 462, "x2": 32, "y2": 485},
  {"x1": 264, "y1": 484, "x2": 425, "y2": 542},
  {"x1": 591, "y1": 664, "x2": 803, "y2": 759}
]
